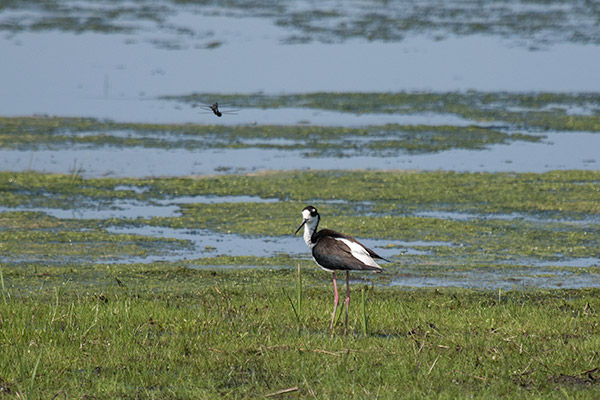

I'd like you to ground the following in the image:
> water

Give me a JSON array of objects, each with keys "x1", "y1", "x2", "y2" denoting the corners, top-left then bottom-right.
[
  {"x1": 1, "y1": 1, "x2": 599, "y2": 288},
  {"x1": 192, "y1": 109, "x2": 476, "y2": 127},
  {"x1": 534, "y1": 257, "x2": 600, "y2": 268},
  {"x1": 0, "y1": 194, "x2": 280, "y2": 220},
  {"x1": 105, "y1": 225, "x2": 411, "y2": 262},
  {"x1": 1, "y1": 19, "x2": 600, "y2": 122},
  {"x1": 155, "y1": 194, "x2": 279, "y2": 205},
  {"x1": 0, "y1": 203, "x2": 178, "y2": 220},
  {"x1": 389, "y1": 266, "x2": 600, "y2": 290},
  {"x1": 1, "y1": 131, "x2": 598, "y2": 177},
  {"x1": 414, "y1": 210, "x2": 600, "y2": 225}
]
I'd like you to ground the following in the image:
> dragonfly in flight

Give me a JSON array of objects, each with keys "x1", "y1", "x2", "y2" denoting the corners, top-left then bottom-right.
[{"x1": 197, "y1": 102, "x2": 239, "y2": 118}]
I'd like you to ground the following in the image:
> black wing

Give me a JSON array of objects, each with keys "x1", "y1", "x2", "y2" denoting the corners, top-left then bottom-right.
[
  {"x1": 312, "y1": 235, "x2": 383, "y2": 272},
  {"x1": 316, "y1": 229, "x2": 390, "y2": 262}
]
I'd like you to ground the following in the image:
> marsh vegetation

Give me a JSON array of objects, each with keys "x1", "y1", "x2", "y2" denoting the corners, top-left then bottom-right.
[{"x1": 1, "y1": 0, "x2": 600, "y2": 398}]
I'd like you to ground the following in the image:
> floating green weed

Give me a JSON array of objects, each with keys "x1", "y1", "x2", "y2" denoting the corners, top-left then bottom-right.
[
  {"x1": 1, "y1": 170, "x2": 599, "y2": 266},
  {"x1": 4, "y1": 169, "x2": 597, "y2": 215},
  {"x1": 0, "y1": 211, "x2": 190, "y2": 263},
  {"x1": 1, "y1": 1, "x2": 599, "y2": 46},
  {"x1": 167, "y1": 91, "x2": 600, "y2": 132},
  {"x1": 0, "y1": 116, "x2": 542, "y2": 155}
]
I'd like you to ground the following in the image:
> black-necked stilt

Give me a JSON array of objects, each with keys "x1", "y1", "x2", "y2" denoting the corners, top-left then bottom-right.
[
  {"x1": 197, "y1": 102, "x2": 239, "y2": 118},
  {"x1": 295, "y1": 205, "x2": 388, "y2": 334}
]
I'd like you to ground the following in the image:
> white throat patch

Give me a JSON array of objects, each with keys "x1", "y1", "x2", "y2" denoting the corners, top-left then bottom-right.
[{"x1": 301, "y1": 212, "x2": 319, "y2": 249}]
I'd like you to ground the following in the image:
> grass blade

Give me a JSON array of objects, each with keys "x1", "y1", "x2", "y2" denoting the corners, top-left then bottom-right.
[
  {"x1": 361, "y1": 286, "x2": 368, "y2": 336},
  {"x1": 297, "y1": 264, "x2": 302, "y2": 322},
  {"x1": 29, "y1": 349, "x2": 43, "y2": 399},
  {"x1": 0, "y1": 266, "x2": 6, "y2": 305},
  {"x1": 283, "y1": 289, "x2": 300, "y2": 324}
]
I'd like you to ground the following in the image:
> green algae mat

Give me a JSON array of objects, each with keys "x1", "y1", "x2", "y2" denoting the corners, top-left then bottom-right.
[{"x1": 1, "y1": 169, "x2": 600, "y2": 397}]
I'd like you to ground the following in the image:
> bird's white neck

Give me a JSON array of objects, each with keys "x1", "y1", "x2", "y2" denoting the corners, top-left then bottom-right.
[{"x1": 303, "y1": 217, "x2": 319, "y2": 249}]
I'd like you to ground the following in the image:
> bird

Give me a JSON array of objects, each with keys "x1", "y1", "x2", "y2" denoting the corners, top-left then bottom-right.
[{"x1": 295, "y1": 205, "x2": 389, "y2": 334}]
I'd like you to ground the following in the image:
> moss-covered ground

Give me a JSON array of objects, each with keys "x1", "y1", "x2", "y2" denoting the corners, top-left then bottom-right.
[{"x1": 166, "y1": 91, "x2": 600, "y2": 132}]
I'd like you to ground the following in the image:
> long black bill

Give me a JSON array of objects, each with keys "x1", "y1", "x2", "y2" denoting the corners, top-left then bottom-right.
[{"x1": 294, "y1": 219, "x2": 307, "y2": 235}]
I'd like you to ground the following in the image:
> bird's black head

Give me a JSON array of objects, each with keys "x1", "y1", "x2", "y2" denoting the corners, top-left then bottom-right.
[
  {"x1": 303, "y1": 205, "x2": 318, "y2": 217},
  {"x1": 295, "y1": 205, "x2": 320, "y2": 235}
]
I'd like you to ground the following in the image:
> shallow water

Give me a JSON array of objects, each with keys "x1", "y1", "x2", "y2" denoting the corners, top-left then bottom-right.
[
  {"x1": 192, "y1": 109, "x2": 476, "y2": 127},
  {"x1": 414, "y1": 210, "x2": 600, "y2": 225},
  {"x1": 104, "y1": 225, "x2": 430, "y2": 263},
  {"x1": 389, "y1": 266, "x2": 600, "y2": 290},
  {"x1": 1, "y1": 24, "x2": 600, "y2": 123},
  {"x1": 0, "y1": 194, "x2": 278, "y2": 220},
  {"x1": 534, "y1": 257, "x2": 600, "y2": 268},
  {"x1": 1, "y1": 131, "x2": 597, "y2": 177},
  {"x1": 1, "y1": 1, "x2": 599, "y2": 289},
  {"x1": 0, "y1": 203, "x2": 178, "y2": 220}
]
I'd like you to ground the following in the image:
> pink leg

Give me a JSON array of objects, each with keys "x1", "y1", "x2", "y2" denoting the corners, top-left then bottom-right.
[
  {"x1": 330, "y1": 272, "x2": 339, "y2": 331},
  {"x1": 344, "y1": 271, "x2": 350, "y2": 334}
]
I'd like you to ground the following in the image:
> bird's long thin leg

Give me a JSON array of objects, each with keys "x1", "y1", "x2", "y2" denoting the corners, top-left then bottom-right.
[
  {"x1": 330, "y1": 272, "x2": 339, "y2": 332},
  {"x1": 344, "y1": 271, "x2": 350, "y2": 335}
]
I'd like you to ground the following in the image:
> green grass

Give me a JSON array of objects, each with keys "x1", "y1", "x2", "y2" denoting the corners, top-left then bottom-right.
[{"x1": 1, "y1": 265, "x2": 600, "y2": 398}]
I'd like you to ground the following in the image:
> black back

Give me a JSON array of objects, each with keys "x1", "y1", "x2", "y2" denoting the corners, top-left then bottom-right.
[{"x1": 311, "y1": 229, "x2": 386, "y2": 272}]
